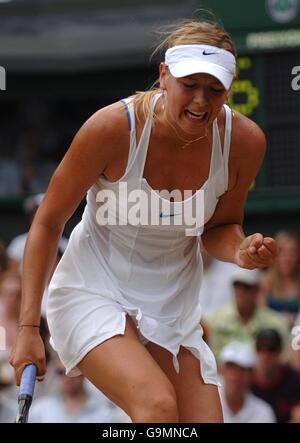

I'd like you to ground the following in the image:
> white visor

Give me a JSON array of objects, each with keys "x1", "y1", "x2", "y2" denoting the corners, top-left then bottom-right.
[{"x1": 165, "y1": 44, "x2": 236, "y2": 90}]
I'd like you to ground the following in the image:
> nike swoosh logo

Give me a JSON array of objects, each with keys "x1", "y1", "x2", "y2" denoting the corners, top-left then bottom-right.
[
  {"x1": 203, "y1": 50, "x2": 216, "y2": 55},
  {"x1": 160, "y1": 212, "x2": 181, "y2": 218}
]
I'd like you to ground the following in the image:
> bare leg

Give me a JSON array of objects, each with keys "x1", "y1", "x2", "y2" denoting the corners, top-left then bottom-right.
[
  {"x1": 77, "y1": 316, "x2": 178, "y2": 423},
  {"x1": 146, "y1": 342, "x2": 223, "y2": 423}
]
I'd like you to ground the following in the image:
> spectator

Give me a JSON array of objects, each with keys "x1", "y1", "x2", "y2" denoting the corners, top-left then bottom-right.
[
  {"x1": 259, "y1": 231, "x2": 300, "y2": 327},
  {"x1": 7, "y1": 193, "x2": 68, "y2": 272},
  {"x1": 219, "y1": 341, "x2": 275, "y2": 423},
  {"x1": 0, "y1": 161, "x2": 21, "y2": 196},
  {"x1": 7, "y1": 193, "x2": 44, "y2": 271},
  {"x1": 199, "y1": 243, "x2": 239, "y2": 317},
  {"x1": 0, "y1": 271, "x2": 21, "y2": 386},
  {"x1": 205, "y1": 269, "x2": 289, "y2": 361},
  {"x1": 251, "y1": 328, "x2": 300, "y2": 423}
]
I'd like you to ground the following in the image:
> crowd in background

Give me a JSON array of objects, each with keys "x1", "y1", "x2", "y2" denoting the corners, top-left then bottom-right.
[
  {"x1": 200, "y1": 233, "x2": 300, "y2": 423},
  {"x1": 0, "y1": 99, "x2": 100, "y2": 196},
  {"x1": 0, "y1": 192, "x2": 300, "y2": 422}
]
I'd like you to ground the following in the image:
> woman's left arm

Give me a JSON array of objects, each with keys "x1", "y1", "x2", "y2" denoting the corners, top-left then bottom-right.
[{"x1": 202, "y1": 113, "x2": 277, "y2": 269}]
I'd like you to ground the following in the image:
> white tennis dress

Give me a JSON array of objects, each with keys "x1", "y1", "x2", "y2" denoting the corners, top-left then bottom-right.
[{"x1": 47, "y1": 94, "x2": 232, "y2": 385}]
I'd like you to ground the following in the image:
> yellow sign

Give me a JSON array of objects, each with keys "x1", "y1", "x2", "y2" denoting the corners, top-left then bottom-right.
[{"x1": 228, "y1": 57, "x2": 260, "y2": 116}]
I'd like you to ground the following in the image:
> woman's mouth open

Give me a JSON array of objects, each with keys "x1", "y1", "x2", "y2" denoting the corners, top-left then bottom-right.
[{"x1": 185, "y1": 110, "x2": 208, "y2": 122}]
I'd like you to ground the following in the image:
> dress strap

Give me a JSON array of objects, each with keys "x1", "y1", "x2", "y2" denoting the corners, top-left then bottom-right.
[
  {"x1": 120, "y1": 98, "x2": 137, "y2": 172},
  {"x1": 222, "y1": 104, "x2": 233, "y2": 189},
  {"x1": 135, "y1": 92, "x2": 162, "y2": 178}
]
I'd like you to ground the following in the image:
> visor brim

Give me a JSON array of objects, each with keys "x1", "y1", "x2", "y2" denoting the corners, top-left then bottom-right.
[{"x1": 168, "y1": 60, "x2": 234, "y2": 90}]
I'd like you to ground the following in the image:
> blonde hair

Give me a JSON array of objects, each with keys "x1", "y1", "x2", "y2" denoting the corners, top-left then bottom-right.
[
  {"x1": 133, "y1": 19, "x2": 237, "y2": 123},
  {"x1": 266, "y1": 231, "x2": 300, "y2": 297}
]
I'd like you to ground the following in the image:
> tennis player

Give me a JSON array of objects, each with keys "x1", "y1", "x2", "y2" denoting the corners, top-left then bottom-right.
[{"x1": 10, "y1": 19, "x2": 277, "y2": 422}]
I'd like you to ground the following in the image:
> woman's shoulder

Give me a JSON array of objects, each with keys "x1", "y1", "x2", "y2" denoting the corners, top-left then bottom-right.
[
  {"x1": 81, "y1": 100, "x2": 130, "y2": 140},
  {"x1": 73, "y1": 100, "x2": 132, "y2": 168}
]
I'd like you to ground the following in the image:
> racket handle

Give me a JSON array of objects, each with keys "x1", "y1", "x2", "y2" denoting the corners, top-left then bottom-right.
[{"x1": 19, "y1": 364, "x2": 37, "y2": 399}]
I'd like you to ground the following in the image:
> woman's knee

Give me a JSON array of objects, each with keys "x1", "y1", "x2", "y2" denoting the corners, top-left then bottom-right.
[{"x1": 129, "y1": 382, "x2": 178, "y2": 423}]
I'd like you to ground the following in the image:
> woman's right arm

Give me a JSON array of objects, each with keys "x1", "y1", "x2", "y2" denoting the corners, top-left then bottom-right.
[{"x1": 10, "y1": 103, "x2": 127, "y2": 384}]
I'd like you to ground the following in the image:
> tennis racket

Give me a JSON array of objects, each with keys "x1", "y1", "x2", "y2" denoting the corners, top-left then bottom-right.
[{"x1": 15, "y1": 364, "x2": 37, "y2": 423}]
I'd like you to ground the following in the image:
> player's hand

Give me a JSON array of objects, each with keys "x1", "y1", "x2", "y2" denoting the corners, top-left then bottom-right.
[
  {"x1": 235, "y1": 233, "x2": 277, "y2": 269},
  {"x1": 9, "y1": 327, "x2": 46, "y2": 386}
]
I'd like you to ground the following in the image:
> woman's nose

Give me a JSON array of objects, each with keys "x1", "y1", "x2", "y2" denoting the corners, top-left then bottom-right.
[{"x1": 193, "y1": 88, "x2": 208, "y2": 107}]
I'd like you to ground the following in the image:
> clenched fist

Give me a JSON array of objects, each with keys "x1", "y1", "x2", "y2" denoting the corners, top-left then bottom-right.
[{"x1": 235, "y1": 233, "x2": 277, "y2": 269}]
